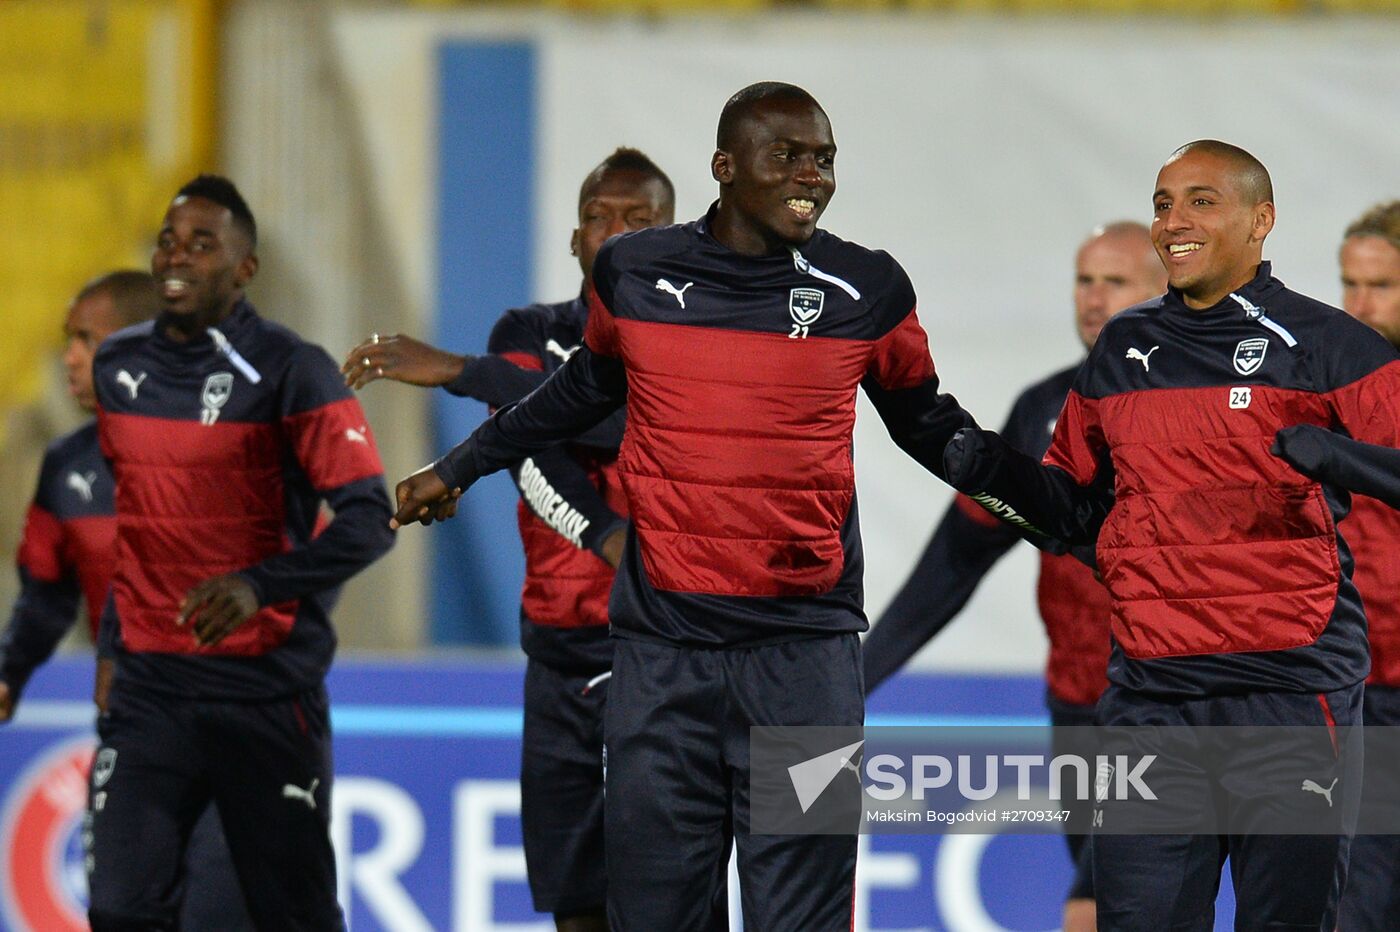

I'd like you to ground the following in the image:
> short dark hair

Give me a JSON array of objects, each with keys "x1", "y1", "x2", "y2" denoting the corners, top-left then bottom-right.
[
  {"x1": 1344, "y1": 200, "x2": 1400, "y2": 252},
  {"x1": 716, "y1": 82, "x2": 825, "y2": 150},
  {"x1": 1167, "y1": 140, "x2": 1273, "y2": 205},
  {"x1": 174, "y1": 174, "x2": 257, "y2": 247},
  {"x1": 578, "y1": 147, "x2": 675, "y2": 212},
  {"x1": 76, "y1": 270, "x2": 161, "y2": 326}
]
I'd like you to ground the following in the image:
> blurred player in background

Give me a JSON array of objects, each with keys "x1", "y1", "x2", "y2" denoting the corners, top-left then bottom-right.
[
  {"x1": 0, "y1": 272, "x2": 156, "y2": 718},
  {"x1": 945, "y1": 141, "x2": 1400, "y2": 930},
  {"x1": 1334, "y1": 200, "x2": 1400, "y2": 930},
  {"x1": 0, "y1": 270, "x2": 253, "y2": 931},
  {"x1": 862, "y1": 220, "x2": 1164, "y2": 931},
  {"x1": 342, "y1": 148, "x2": 674, "y2": 932},
  {"x1": 85, "y1": 176, "x2": 394, "y2": 931},
  {"x1": 392, "y1": 81, "x2": 981, "y2": 931}
]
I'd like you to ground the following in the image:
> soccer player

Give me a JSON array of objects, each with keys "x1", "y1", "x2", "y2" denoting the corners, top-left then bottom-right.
[
  {"x1": 341, "y1": 148, "x2": 675, "y2": 932},
  {"x1": 861, "y1": 221, "x2": 1165, "y2": 931},
  {"x1": 85, "y1": 176, "x2": 395, "y2": 931},
  {"x1": 392, "y1": 82, "x2": 979, "y2": 931},
  {"x1": 944, "y1": 141, "x2": 1400, "y2": 929},
  {"x1": 1, "y1": 272, "x2": 158, "y2": 719},
  {"x1": 1333, "y1": 200, "x2": 1400, "y2": 930},
  {"x1": 0, "y1": 270, "x2": 254, "y2": 932}
]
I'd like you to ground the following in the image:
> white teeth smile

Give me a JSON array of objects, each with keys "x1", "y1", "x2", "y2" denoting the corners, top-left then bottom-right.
[
  {"x1": 163, "y1": 280, "x2": 191, "y2": 296},
  {"x1": 787, "y1": 198, "x2": 815, "y2": 218},
  {"x1": 1168, "y1": 243, "x2": 1202, "y2": 256}
]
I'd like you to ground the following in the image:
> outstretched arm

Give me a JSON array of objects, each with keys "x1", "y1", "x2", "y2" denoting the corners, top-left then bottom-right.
[
  {"x1": 863, "y1": 374, "x2": 978, "y2": 482},
  {"x1": 394, "y1": 344, "x2": 627, "y2": 528},
  {"x1": 1274, "y1": 424, "x2": 1400, "y2": 510},
  {"x1": 943, "y1": 426, "x2": 1112, "y2": 546},
  {"x1": 343, "y1": 333, "x2": 626, "y2": 450}
]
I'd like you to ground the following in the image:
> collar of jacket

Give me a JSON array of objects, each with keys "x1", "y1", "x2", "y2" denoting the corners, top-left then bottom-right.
[{"x1": 1162, "y1": 261, "x2": 1285, "y2": 317}]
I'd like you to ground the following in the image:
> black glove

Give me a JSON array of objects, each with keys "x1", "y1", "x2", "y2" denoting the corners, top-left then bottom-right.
[
  {"x1": 1272, "y1": 424, "x2": 1333, "y2": 480},
  {"x1": 945, "y1": 427, "x2": 1112, "y2": 548},
  {"x1": 943, "y1": 428, "x2": 1010, "y2": 494}
]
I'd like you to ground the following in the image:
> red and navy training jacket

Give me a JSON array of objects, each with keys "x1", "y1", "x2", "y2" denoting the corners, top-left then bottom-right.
[
  {"x1": 92, "y1": 301, "x2": 394, "y2": 698},
  {"x1": 863, "y1": 363, "x2": 1112, "y2": 707},
  {"x1": 435, "y1": 208, "x2": 976, "y2": 647},
  {"x1": 0, "y1": 423, "x2": 115, "y2": 699},
  {"x1": 445, "y1": 293, "x2": 627, "y2": 673},
  {"x1": 1277, "y1": 426, "x2": 1400, "y2": 690},
  {"x1": 1344, "y1": 495, "x2": 1400, "y2": 688},
  {"x1": 1036, "y1": 263, "x2": 1400, "y2": 698}
]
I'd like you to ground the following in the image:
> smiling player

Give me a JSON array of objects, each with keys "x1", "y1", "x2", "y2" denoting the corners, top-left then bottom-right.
[{"x1": 391, "y1": 82, "x2": 981, "y2": 931}]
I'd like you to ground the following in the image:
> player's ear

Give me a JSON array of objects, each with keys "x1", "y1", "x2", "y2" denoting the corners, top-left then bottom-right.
[
  {"x1": 569, "y1": 228, "x2": 581, "y2": 257},
  {"x1": 236, "y1": 253, "x2": 259, "y2": 287},
  {"x1": 711, "y1": 149, "x2": 732, "y2": 185},
  {"x1": 1250, "y1": 202, "x2": 1275, "y2": 243}
]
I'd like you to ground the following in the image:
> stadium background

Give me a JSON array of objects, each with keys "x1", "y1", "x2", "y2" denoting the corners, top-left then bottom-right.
[{"x1": 0, "y1": 0, "x2": 1396, "y2": 928}]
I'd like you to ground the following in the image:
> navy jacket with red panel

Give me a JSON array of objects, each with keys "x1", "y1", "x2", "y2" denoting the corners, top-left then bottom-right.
[
  {"x1": 446, "y1": 293, "x2": 627, "y2": 672},
  {"x1": 1344, "y1": 496, "x2": 1400, "y2": 688},
  {"x1": 863, "y1": 363, "x2": 1112, "y2": 707},
  {"x1": 435, "y1": 208, "x2": 976, "y2": 647},
  {"x1": 1271, "y1": 423, "x2": 1400, "y2": 689},
  {"x1": 0, "y1": 423, "x2": 115, "y2": 699},
  {"x1": 956, "y1": 264, "x2": 1400, "y2": 698},
  {"x1": 92, "y1": 301, "x2": 394, "y2": 698}
]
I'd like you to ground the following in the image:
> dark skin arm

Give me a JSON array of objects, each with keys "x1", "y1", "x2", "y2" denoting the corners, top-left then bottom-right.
[
  {"x1": 391, "y1": 466, "x2": 462, "y2": 529},
  {"x1": 341, "y1": 333, "x2": 465, "y2": 390},
  {"x1": 392, "y1": 469, "x2": 625, "y2": 562},
  {"x1": 176, "y1": 574, "x2": 261, "y2": 647}
]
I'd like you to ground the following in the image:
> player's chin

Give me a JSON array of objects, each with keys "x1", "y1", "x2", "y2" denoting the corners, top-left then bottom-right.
[
  {"x1": 160, "y1": 291, "x2": 204, "y2": 315},
  {"x1": 775, "y1": 220, "x2": 819, "y2": 247},
  {"x1": 1166, "y1": 270, "x2": 1198, "y2": 293}
]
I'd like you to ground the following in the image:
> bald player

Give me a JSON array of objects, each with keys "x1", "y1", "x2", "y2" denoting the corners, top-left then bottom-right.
[
  {"x1": 863, "y1": 221, "x2": 1164, "y2": 930},
  {"x1": 945, "y1": 140, "x2": 1400, "y2": 930}
]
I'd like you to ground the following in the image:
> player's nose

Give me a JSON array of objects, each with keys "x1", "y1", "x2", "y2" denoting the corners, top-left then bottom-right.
[
  {"x1": 1348, "y1": 291, "x2": 1373, "y2": 322},
  {"x1": 1159, "y1": 205, "x2": 1191, "y2": 232},
  {"x1": 605, "y1": 216, "x2": 628, "y2": 240},
  {"x1": 792, "y1": 154, "x2": 823, "y2": 187}
]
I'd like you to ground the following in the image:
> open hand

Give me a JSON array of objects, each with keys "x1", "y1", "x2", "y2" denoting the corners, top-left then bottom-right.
[{"x1": 342, "y1": 332, "x2": 466, "y2": 390}]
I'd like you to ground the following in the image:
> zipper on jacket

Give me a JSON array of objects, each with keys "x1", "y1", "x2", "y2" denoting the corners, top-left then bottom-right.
[
  {"x1": 1228, "y1": 292, "x2": 1297, "y2": 348},
  {"x1": 207, "y1": 326, "x2": 264, "y2": 383},
  {"x1": 791, "y1": 248, "x2": 862, "y2": 301}
]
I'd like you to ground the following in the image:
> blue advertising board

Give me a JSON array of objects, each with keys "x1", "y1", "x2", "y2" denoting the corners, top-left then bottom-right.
[{"x1": 0, "y1": 654, "x2": 1238, "y2": 931}]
